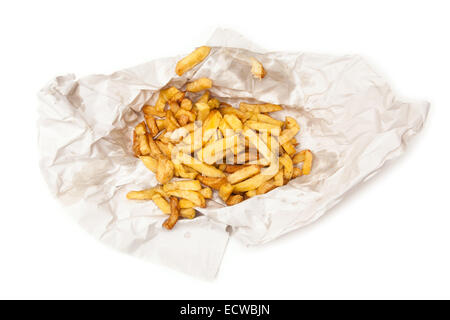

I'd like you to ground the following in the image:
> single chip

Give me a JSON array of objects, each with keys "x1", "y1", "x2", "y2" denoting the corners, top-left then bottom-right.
[
  {"x1": 166, "y1": 190, "x2": 205, "y2": 208},
  {"x1": 186, "y1": 78, "x2": 213, "y2": 93},
  {"x1": 180, "y1": 98, "x2": 193, "y2": 111},
  {"x1": 292, "y1": 167, "x2": 302, "y2": 178},
  {"x1": 152, "y1": 194, "x2": 171, "y2": 214},
  {"x1": 195, "y1": 102, "x2": 211, "y2": 122},
  {"x1": 219, "y1": 183, "x2": 234, "y2": 202},
  {"x1": 302, "y1": 149, "x2": 313, "y2": 175},
  {"x1": 245, "y1": 189, "x2": 257, "y2": 198},
  {"x1": 239, "y1": 102, "x2": 283, "y2": 113},
  {"x1": 156, "y1": 156, "x2": 174, "y2": 184},
  {"x1": 145, "y1": 115, "x2": 159, "y2": 137},
  {"x1": 226, "y1": 194, "x2": 244, "y2": 206},
  {"x1": 197, "y1": 175, "x2": 228, "y2": 190},
  {"x1": 227, "y1": 165, "x2": 261, "y2": 185},
  {"x1": 199, "y1": 187, "x2": 213, "y2": 199},
  {"x1": 163, "y1": 196, "x2": 180, "y2": 230},
  {"x1": 163, "y1": 180, "x2": 202, "y2": 192},
  {"x1": 142, "y1": 105, "x2": 166, "y2": 118},
  {"x1": 224, "y1": 114, "x2": 243, "y2": 131},
  {"x1": 176, "y1": 46, "x2": 211, "y2": 76},
  {"x1": 179, "y1": 198, "x2": 195, "y2": 209},
  {"x1": 180, "y1": 208, "x2": 196, "y2": 219},
  {"x1": 232, "y1": 171, "x2": 277, "y2": 192},
  {"x1": 176, "y1": 153, "x2": 225, "y2": 178},
  {"x1": 139, "y1": 156, "x2": 158, "y2": 173},
  {"x1": 279, "y1": 153, "x2": 293, "y2": 180},
  {"x1": 250, "y1": 57, "x2": 266, "y2": 79},
  {"x1": 256, "y1": 179, "x2": 277, "y2": 195}
]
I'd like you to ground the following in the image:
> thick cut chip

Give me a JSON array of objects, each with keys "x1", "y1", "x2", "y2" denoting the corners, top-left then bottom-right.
[
  {"x1": 226, "y1": 194, "x2": 244, "y2": 206},
  {"x1": 240, "y1": 102, "x2": 283, "y2": 113},
  {"x1": 156, "y1": 157, "x2": 174, "y2": 184},
  {"x1": 302, "y1": 149, "x2": 313, "y2": 175},
  {"x1": 152, "y1": 194, "x2": 171, "y2": 214},
  {"x1": 232, "y1": 171, "x2": 277, "y2": 192},
  {"x1": 227, "y1": 165, "x2": 261, "y2": 185},
  {"x1": 162, "y1": 196, "x2": 180, "y2": 230},
  {"x1": 175, "y1": 46, "x2": 211, "y2": 76},
  {"x1": 142, "y1": 105, "x2": 166, "y2": 118},
  {"x1": 166, "y1": 190, "x2": 205, "y2": 208},
  {"x1": 186, "y1": 78, "x2": 212, "y2": 93},
  {"x1": 163, "y1": 180, "x2": 201, "y2": 192},
  {"x1": 196, "y1": 175, "x2": 228, "y2": 190},
  {"x1": 199, "y1": 187, "x2": 213, "y2": 199},
  {"x1": 250, "y1": 57, "x2": 266, "y2": 79},
  {"x1": 180, "y1": 98, "x2": 193, "y2": 111},
  {"x1": 279, "y1": 153, "x2": 293, "y2": 180},
  {"x1": 176, "y1": 153, "x2": 225, "y2": 178},
  {"x1": 219, "y1": 183, "x2": 234, "y2": 202},
  {"x1": 139, "y1": 156, "x2": 157, "y2": 173},
  {"x1": 180, "y1": 208, "x2": 196, "y2": 219},
  {"x1": 256, "y1": 179, "x2": 277, "y2": 195}
]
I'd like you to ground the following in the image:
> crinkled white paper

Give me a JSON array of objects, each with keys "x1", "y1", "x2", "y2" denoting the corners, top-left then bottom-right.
[{"x1": 38, "y1": 29, "x2": 429, "y2": 279}]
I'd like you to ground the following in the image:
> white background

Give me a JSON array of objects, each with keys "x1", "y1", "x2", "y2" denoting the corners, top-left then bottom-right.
[{"x1": 0, "y1": 0, "x2": 449, "y2": 299}]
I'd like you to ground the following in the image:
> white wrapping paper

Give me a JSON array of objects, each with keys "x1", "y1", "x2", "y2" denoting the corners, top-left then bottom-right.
[{"x1": 38, "y1": 29, "x2": 429, "y2": 279}]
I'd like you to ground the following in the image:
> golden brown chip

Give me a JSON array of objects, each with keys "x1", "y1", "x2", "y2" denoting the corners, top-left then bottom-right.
[
  {"x1": 256, "y1": 179, "x2": 277, "y2": 195},
  {"x1": 250, "y1": 57, "x2": 266, "y2": 79},
  {"x1": 180, "y1": 98, "x2": 193, "y2": 111},
  {"x1": 186, "y1": 78, "x2": 212, "y2": 93},
  {"x1": 197, "y1": 175, "x2": 228, "y2": 190},
  {"x1": 152, "y1": 194, "x2": 171, "y2": 214},
  {"x1": 175, "y1": 46, "x2": 211, "y2": 76},
  {"x1": 226, "y1": 194, "x2": 244, "y2": 206},
  {"x1": 156, "y1": 156, "x2": 174, "y2": 184},
  {"x1": 142, "y1": 105, "x2": 166, "y2": 118},
  {"x1": 219, "y1": 183, "x2": 234, "y2": 202},
  {"x1": 180, "y1": 208, "x2": 196, "y2": 219},
  {"x1": 199, "y1": 187, "x2": 213, "y2": 199},
  {"x1": 163, "y1": 196, "x2": 180, "y2": 230},
  {"x1": 292, "y1": 167, "x2": 302, "y2": 178},
  {"x1": 302, "y1": 149, "x2": 313, "y2": 175}
]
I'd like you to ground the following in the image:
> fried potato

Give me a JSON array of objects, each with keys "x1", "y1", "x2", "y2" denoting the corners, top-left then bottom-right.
[
  {"x1": 180, "y1": 208, "x2": 196, "y2": 219},
  {"x1": 274, "y1": 169, "x2": 284, "y2": 187},
  {"x1": 245, "y1": 189, "x2": 257, "y2": 198},
  {"x1": 197, "y1": 175, "x2": 227, "y2": 190},
  {"x1": 302, "y1": 149, "x2": 313, "y2": 175},
  {"x1": 148, "y1": 135, "x2": 162, "y2": 157},
  {"x1": 219, "y1": 183, "x2": 234, "y2": 202},
  {"x1": 132, "y1": 131, "x2": 141, "y2": 157},
  {"x1": 282, "y1": 141, "x2": 297, "y2": 156},
  {"x1": 256, "y1": 179, "x2": 277, "y2": 195},
  {"x1": 152, "y1": 194, "x2": 171, "y2": 214},
  {"x1": 163, "y1": 197, "x2": 179, "y2": 230},
  {"x1": 166, "y1": 110, "x2": 180, "y2": 129},
  {"x1": 255, "y1": 114, "x2": 284, "y2": 127},
  {"x1": 180, "y1": 98, "x2": 193, "y2": 111},
  {"x1": 199, "y1": 187, "x2": 213, "y2": 199},
  {"x1": 176, "y1": 46, "x2": 211, "y2": 76},
  {"x1": 186, "y1": 78, "x2": 212, "y2": 93},
  {"x1": 219, "y1": 106, "x2": 249, "y2": 121},
  {"x1": 285, "y1": 116, "x2": 299, "y2": 129},
  {"x1": 250, "y1": 57, "x2": 266, "y2": 79},
  {"x1": 168, "y1": 101, "x2": 180, "y2": 114},
  {"x1": 176, "y1": 153, "x2": 225, "y2": 177},
  {"x1": 175, "y1": 109, "x2": 196, "y2": 123},
  {"x1": 195, "y1": 102, "x2": 211, "y2": 122},
  {"x1": 243, "y1": 128, "x2": 273, "y2": 162},
  {"x1": 232, "y1": 170, "x2": 277, "y2": 192},
  {"x1": 279, "y1": 153, "x2": 293, "y2": 180},
  {"x1": 202, "y1": 110, "x2": 222, "y2": 143},
  {"x1": 293, "y1": 150, "x2": 307, "y2": 164},
  {"x1": 156, "y1": 157, "x2": 174, "y2": 184},
  {"x1": 245, "y1": 120, "x2": 281, "y2": 133},
  {"x1": 227, "y1": 165, "x2": 261, "y2": 184},
  {"x1": 279, "y1": 126, "x2": 300, "y2": 145},
  {"x1": 156, "y1": 119, "x2": 167, "y2": 130},
  {"x1": 223, "y1": 164, "x2": 249, "y2": 173},
  {"x1": 163, "y1": 180, "x2": 201, "y2": 192},
  {"x1": 239, "y1": 102, "x2": 283, "y2": 113},
  {"x1": 166, "y1": 190, "x2": 205, "y2": 208},
  {"x1": 145, "y1": 115, "x2": 159, "y2": 137},
  {"x1": 219, "y1": 118, "x2": 234, "y2": 137},
  {"x1": 223, "y1": 114, "x2": 243, "y2": 131},
  {"x1": 155, "y1": 141, "x2": 171, "y2": 157},
  {"x1": 292, "y1": 167, "x2": 302, "y2": 178},
  {"x1": 173, "y1": 162, "x2": 198, "y2": 179},
  {"x1": 143, "y1": 105, "x2": 166, "y2": 118},
  {"x1": 201, "y1": 134, "x2": 239, "y2": 165},
  {"x1": 138, "y1": 134, "x2": 151, "y2": 155},
  {"x1": 196, "y1": 91, "x2": 210, "y2": 104},
  {"x1": 156, "y1": 87, "x2": 182, "y2": 112},
  {"x1": 208, "y1": 98, "x2": 220, "y2": 109},
  {"x1": 127, "y1": 187, "x2": 163, "y2": 200},
  {"x1": 226, "y1": 194, "x2": 244, "y2": 206},
  {"x1": 179, "y1": 199, "x2": 195, "y2": 209},
  {"x1": 139, "y1": 156, "x2": 158, "y2": 173}
]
